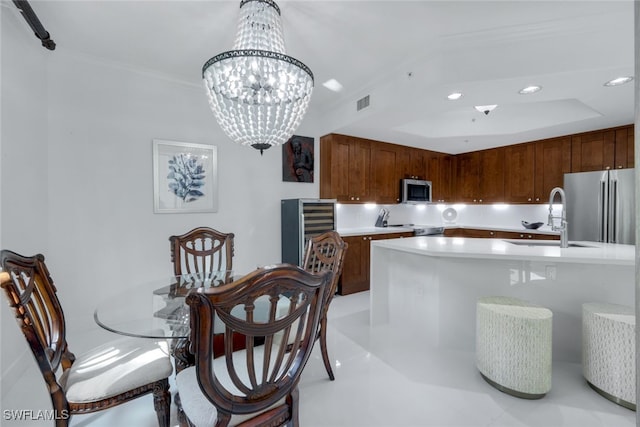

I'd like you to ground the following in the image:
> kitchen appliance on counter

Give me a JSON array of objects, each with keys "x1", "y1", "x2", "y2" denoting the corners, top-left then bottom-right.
[
  {"x1": 281, "y1": 198, "x2": 337, "y2": 265},
  {"x1": 400, "y1": 178, "x2": 432, "y2": 204},
  {"x1": 388, "y1": 223, "x2": 444, "y2": 236},
  {"x1": 564, "y1": 168, "x2": 635, "y2": 244},
  {"x1": 375, "y1": 208, "x2": 390, "y2": 227}
]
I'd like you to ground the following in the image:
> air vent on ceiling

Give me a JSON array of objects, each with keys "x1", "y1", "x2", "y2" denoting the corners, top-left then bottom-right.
[{"x1": 357, "y1": 95, "x2": 370, "y2": 111}]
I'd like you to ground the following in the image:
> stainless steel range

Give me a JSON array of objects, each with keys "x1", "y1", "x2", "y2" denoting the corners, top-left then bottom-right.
[{"x1": 387, "y1": 224, "x2": 444, "y2": 236}]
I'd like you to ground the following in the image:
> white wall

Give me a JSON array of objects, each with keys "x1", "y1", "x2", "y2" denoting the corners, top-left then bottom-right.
[
  {"x1": 0, "y1": 7, "x2": 322, "y2": 393},
  {"x1": 0, "y1": 6, "x2": 50, "y2": 400}
]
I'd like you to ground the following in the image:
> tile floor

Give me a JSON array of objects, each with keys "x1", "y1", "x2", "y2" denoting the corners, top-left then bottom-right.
[{"x1": 2, "y1": 291, "x2": 636, "y2": 427}]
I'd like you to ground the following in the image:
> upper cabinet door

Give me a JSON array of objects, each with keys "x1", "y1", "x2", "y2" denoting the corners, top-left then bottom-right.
[
  {"x1": 426, "y1": 152, "x2": 453, "y2": 203},
  {"x1": 571, "y1": 129, "x2": 615, "y2": 172},
  {"x1": 504, "y1": 143, "x2": 535, "y2": 203},
  {"x1": 479, "y1": 147, "x2": 505, "y2": 203},
  {"x1": 319, "y1": 134, "x2": 371, "y2": 202},
  {"x1": 320, "y1": 134, "x2": 350, "y2": 201},
  {"x1": 397, "y1": 147, "x2": 426, "y2": 180},
  {"x1": 347, "y1": 138, "x2": 372, "y2": 202},
  {"x1": 534, "y1": 136, "x2": 572, "y2": 202},
  {"x1": 614, "y1": 126, "x2": 634, "y2": 169},
  {"x1": 455, "y1": 152, "x2": 480, "y2": 203},
  {"x1": 371, "y1": 142, "x2": 399, "y2": 204}
]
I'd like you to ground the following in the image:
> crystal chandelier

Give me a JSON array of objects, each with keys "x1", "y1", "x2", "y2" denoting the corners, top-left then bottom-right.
[{"x1": 202, "y1": 0, "x2": 314, "y2": 155}]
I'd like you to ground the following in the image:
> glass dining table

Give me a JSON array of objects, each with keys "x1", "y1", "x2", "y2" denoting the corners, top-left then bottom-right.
[{"x1": 94, "y1": 270, "x2": 235, "y2": 370}]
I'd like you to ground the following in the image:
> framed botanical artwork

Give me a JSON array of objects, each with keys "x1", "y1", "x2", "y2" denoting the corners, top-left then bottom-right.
[
  {"x1": 152, "y1": 139, "x2": 218, "y2": 213},
  {"x1": 282, "y1": 135, "x2": 314, "y2": 183}
]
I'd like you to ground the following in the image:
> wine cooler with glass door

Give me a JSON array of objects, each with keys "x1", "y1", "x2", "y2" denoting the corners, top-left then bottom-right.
[{"x1": 281, "y1": 199, "x2": 337, "y2": 266}]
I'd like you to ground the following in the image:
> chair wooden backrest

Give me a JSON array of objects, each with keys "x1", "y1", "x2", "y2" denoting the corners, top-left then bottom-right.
[
  {"x1": 300, "y1": 231, "x2": 347, "y2": 381},
  {"x1": 302, "y1": 230, "x2": 348, "y2": 313},
  {"x1": 186, "y1": 264, "x2": 331, "y2": 425},
  {"x1": 169, "y1": 227, "x2": 234, "y2": 276},
  {"x1": 0, "y1": 250, "x2": 172, "y2": 427},
  {"x1": 0, "y1": 250, "x2": 75, "y2": 415}
]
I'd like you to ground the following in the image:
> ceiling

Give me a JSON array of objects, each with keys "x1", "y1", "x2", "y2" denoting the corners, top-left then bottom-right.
[{"x1": 9, "y1": 0, "x2": 635, "y2": 154}]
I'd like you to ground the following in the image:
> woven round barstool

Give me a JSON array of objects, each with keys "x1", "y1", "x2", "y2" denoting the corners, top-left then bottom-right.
[
  {"x1": 582, "y1": 302, "x2": 636, "y2": 411},
  {"x1": 476, "y1": 296, "x2": 553, "y2": 399}
]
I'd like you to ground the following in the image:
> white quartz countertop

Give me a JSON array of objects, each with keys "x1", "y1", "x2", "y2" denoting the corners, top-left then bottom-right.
[{"x1": 371, "y1": 236, "x2": 635, "y2": 265}]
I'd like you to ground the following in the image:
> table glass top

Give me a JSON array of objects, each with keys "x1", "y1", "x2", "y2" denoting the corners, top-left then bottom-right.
[{"x1": 94, "y1": 271, "x2": 233, "y2": 339}]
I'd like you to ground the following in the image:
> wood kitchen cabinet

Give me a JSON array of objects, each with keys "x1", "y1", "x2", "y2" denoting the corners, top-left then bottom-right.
[
  {"x1": 534, "y1": 136, "x2": 572, "y2": 203},
  {"x1": 443, "y1": 227, "x2": 559, "y2": 240},
  {"x1": 320, "y1": 134, "x2": 372, "y2": 202},
  {"x1": 371, "y1": 142, "x2": 400, "y2": 204},
  {"x1": 339, "y1": 232, "x2": 413, "y2": 295},
  {"x1": 504, "y1": 143, "x2": 535, "y2": 203},
  {"x1": 570, "y1": 125, "x2": 634, "y2": 172},
  {"x1": 455, "y1": 148, "x2": 504, "y2": 203},
  {"x1": 571, "y1": 129, "x2": 614, "y2": 172},
  {"x1": 613, "y1": 126, "x2": 634, "y2": 169},
  {"x1": 397, "y1": 146, "x2": 426, "y2": 180},
  {"x1": 427, "y1": 153, "x2": 454, "y2": 202}
]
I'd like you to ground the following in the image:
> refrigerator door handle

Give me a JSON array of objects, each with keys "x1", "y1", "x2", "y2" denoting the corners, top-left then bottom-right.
[
  {"x1": 609, "y1": 178, "x2": 618, "y2": 243},
  {"x1": 598, "y1": 177, "x2": 607, "y2": 242}
]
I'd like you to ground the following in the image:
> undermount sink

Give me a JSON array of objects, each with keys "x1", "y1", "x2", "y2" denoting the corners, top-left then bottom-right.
[{"x1": 503, "y1": 240, "x2": 596, "y2": 248}]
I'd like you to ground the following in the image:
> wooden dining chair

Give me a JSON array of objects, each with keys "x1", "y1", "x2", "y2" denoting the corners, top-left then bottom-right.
[
  {"x1": 0, "y1": 250, "x2": 173, "y2": 427},
  {"x1": 175, "y1": 264, "x2": 331, "y2": 427},
  {"x1": 169, "y1": 226, "x2": 237, "y2": 372},
  {"x1": 301, "y1": 230, "x2": 348, "y2": 380},
  {"x1": 169, "y1": 226, "x2": 235, "y2": 276}
]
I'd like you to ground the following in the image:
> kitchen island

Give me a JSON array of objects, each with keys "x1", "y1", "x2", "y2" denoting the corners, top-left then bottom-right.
[{"x1": 370, "y1": 236, "x2": 634, "y2": 362}]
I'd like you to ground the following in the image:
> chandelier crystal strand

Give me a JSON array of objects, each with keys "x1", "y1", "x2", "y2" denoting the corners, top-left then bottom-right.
[{"x1": 203, "y1": 0, "x2": 314, "y2": 154}]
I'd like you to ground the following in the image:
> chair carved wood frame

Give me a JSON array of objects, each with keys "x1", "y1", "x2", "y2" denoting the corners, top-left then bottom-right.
[
  {"x1": 0, "y1": 250, "x2": 171, "y2": 427},
  {"x1": 169, "y1": 227, "x2": 236, "y2": 374},
  {"x1": 169, "y1": 227, "x2": 235, "y2": 277},
  {"x1": 179, "y1": 264, "x2": 331, "y2": 427},
  {"x1": 301, "y1": 231, "x2": 348, "y2": 380}
]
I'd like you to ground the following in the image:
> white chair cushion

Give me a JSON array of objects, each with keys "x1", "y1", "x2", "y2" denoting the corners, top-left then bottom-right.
[
  {"x1": 60, "y1": 337, "x2": 173, "y2": 403},
  {"x1": 176, "y1": 346, "x2": 286, "y2": 427}
]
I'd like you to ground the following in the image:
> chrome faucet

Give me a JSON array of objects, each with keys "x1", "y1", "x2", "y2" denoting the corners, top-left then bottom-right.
[{"x1": 548, "y1": 187, "x2": 568, "y2": 248}]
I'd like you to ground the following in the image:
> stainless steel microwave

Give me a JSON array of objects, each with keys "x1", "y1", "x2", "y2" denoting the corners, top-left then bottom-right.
[{"x1": 401, "y1": 178, "x2": 432, "y2": 204}]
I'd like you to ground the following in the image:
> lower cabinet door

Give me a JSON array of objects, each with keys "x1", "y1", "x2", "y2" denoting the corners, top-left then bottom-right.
[
  {"x1": 338, "y1": 232, "x2": 414, "y2": 295},
  {"x1": 339, "y1": 235, "x2": 370, "y2": 295}
]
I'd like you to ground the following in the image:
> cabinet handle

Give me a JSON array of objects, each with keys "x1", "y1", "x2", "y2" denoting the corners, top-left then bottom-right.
[
  {"x1": 362, "y1": 237, "x2": 367, "y2": 240},
  {"x1": 479, "y1": 199, "x2": 483, "y2": 203},
  {"x1": 528, "y1": 235, "x2": 533, "y2": 239},
  {"x1": 356, "y1": 197, "x2": 360, "y2": 201},
  {"x1": 350, "y1": 197, "x2": 354, "y2": 200},
  {"x1": 618, "y1": 165, "x2": 623, "y2": 169},
  {"x1": 490, "y1": 231, "x2": 494, "y2": 236},
  {"x1": 520, "y1": 234, "x2": 524, "y2": 238},
  {"x1": 473, "y1": 199, "x2": 477, "y2": 203},
  {"x1": 528, "y1": 198, "x2": 532, "y2": 202},
  {"x1": 368, "y1": 236, "x2": 372, "y2": 240},
  {"x1": 605, "y1": 166, "x2": 611, "y2": 170},
  {"x1": 535, "y1": 198, "x2": 540, "y2": 202}
]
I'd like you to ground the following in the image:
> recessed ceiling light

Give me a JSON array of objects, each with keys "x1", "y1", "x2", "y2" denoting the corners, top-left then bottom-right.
[
  {"x1": 474, "y1": 104, "x2": 498, "y2": 115},
  {"x1": 604, "y1": 76, "x2": 633, "y2": 87},
  {"x1": 322, "y1": 78, "x2": 344, "y2": 92},
  {"x1": 447, "y1": 92, "x2": 463, "y2": 100},
  {"x1": 519, "y1": 85, "x2": 542, "y2": 94}
]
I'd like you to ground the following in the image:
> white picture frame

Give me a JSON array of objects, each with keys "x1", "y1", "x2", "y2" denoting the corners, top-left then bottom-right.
[{"x1": 152, "y1": 139, "x2": 218, "y2": 213}]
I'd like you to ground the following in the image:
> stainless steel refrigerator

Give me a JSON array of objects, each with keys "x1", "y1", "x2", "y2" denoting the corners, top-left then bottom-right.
[
  {"x1": 564, "y1": 168, "x2": 635, "y2": 244},
  {"x1": 281, "y1": 199, "x2": 337, "y2": 265}
]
